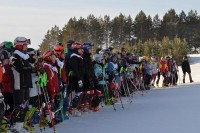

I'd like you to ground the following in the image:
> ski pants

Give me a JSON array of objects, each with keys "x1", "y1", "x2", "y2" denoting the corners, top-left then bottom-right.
[{"x1": 13, "y1": 87, "x2": 29, "y2": 106}]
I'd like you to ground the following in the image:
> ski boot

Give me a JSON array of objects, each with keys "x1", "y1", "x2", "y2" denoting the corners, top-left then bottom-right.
[
  {"x1": 23, "y1": 107, "x2": 37, "y2": 132},
  {"x1": 0, "y1": 118, "x2": 7, "y2": 133},
  {"x1": 39, "y1": 115, "x2": 48, "y2": 132},
  {"x1": 104, "y1": 98, "x2": 114, "y2": 105}
]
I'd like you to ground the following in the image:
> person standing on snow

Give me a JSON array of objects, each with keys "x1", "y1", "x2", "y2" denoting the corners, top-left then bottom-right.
[
  {"x1": 68, "y1": 42, "x2": 84, "y2": 116},
  {"x1": 11, "y1": 37, "x2": 33, "y2": 107},
  {"x1": 181, "y1": 56, "x2": 193, "y2": 83}
]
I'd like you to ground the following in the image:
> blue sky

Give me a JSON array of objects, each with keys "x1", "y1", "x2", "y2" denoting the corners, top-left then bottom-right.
[{"x1": 0, "y1": 0, "x2": 200, "y2": 49}]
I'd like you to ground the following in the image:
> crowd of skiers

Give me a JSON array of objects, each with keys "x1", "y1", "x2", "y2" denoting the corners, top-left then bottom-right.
[{"x1": 0, "y1": 37, "x2": 193, "y2": 133}]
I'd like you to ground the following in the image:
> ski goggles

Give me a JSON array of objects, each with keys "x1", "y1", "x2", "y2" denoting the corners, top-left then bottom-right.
[{"x1": 14, "y1": 37, "x2": 31, "y2": 45}]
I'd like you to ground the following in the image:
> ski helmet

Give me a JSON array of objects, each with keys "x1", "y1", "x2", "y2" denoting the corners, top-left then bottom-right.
[
  {"x1": 103, "y1": 48, "x2": 111, "y2": 56},
  {"x1": 2, "y1": 41, "x2": 13, "y2": 49},
  {"x1": 94, "y1": 54, "x2": 104, "y2": 64},
  {"x1": 27, "y1": 48, "x2": 37, "y2": 55},
  {"x1": 83, "y1": 42, "x2": 93, "y2": 54},
  {"x1": 54, "y1": 42, "x2": 64, "y2": 58},
  {"x1": 111, "y1": 53, "x2": 118, "y2": 62},
  {"x1": 67, "y1": 40, "x2": 75, "y2": 49},
  {"x1": 71, "y1": 42, "x2": 83, "y2": 50},
  {"x1": 0, "y1": 42, "x2": 11, "y2": 61},
  {"x1": 27, "y1": 48, "x2": 38, "y2": 63},
  {"x1": 14, "y1": 37, "x2": 30, "y2": 51}
]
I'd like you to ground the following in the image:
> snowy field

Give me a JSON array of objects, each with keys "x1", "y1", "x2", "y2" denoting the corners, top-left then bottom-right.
[{"x1": 37, "y1": 54, "x2": 200, "y2": 133}]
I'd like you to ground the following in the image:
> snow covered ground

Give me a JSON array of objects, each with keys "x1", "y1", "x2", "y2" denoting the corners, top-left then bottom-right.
[{"x1": 37, "y1": 54, "x2": 200, "y2": 133}]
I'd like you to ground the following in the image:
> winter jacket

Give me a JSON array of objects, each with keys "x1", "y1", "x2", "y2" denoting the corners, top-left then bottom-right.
[
  {"x1": 69, "y1": 53, "x2": 84, "y2": 81},
  {"x1": 65, "y1": 50, "x2": 73, "y2": 77},
  {"x1": 68, "y1": 53, "x2": 84, "y2": 93},
  {"x1": 159, "y1": 60, "x2": 167, "y2": 73},
  {"x1": 107, "y1": 61, "x2": 119, "y2": 82},
  {"x1": 2, "y1": 64, "x2": 13, "y2": 93},
  {"x1": 172, "y1": 60, "x2": 178, "y2": 73},
  {"x1": 151, "y1": 61, "x2": 158, "y2": 74},
  {"x1": 61, "y1": 61, "x2": 67, "y2": 84},
  {"x1": 142, "y1": 61, "x2": 152, "y2": 76},
  {"x1": 167, "y1": 60, "x2": 173, "y2": 73},
  {"x1": 181, "y1": 60, "x2": 191, "y2": 73},
  {"x1": 94, "y1": 63, "x2": 106, "y2": 85},
  {"x1": 43, "y1": 62, "x2": 59, "y2": 100},
  {"x1": 83, "y1": 53, "x2": 97, "y2": 91},
  {"x1": 12, "y1": 50, "x2": 33, "y2": 90}
]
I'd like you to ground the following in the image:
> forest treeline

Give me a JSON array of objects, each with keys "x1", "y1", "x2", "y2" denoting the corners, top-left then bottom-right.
[{"x1": 39, "y1": 9, "x2": 200, "y2": 64}]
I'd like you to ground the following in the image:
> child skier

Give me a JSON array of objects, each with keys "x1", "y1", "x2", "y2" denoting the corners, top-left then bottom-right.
[
  {"x1": 42, "y1": 50, "x2": 59, "y2": 100},
  {"x1": 141, "y1": 56, "x2": 152, "y2": 90},
  {"x1": 54, "y1": 42, "x2": 69, "y2": 122},
  {"x1": 68, "y1": 42, "x2": 84, "y2": 116},
  {"x1": 93, "y1": 54, "x2": 108, "y2": 107},
  {"x1": 158, "y1": 57, "x2": 168, "y2": 87},
  {"x1": 150, "y1": 56, "x2": 158, "y2": 87},
  {"x1": 10, "y1": 37, "x2": 33, "y2": 132},
  {"x1": 106, "y1": 53, "x2": 120, "y2": 102},
  {"x1": 0, "y1": 42, "x2": 14, "y2": 118},
  {"x1": 181, "y1": 56, "x2": 193, "y2": 83},
  {"x1": 82, "y1": 42, "x2": 101, "y2": 112}
]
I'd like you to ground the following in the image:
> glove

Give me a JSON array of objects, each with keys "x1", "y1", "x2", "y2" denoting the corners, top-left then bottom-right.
[
  {"x1": 9, "y1": 56, "x2": 17, "y2": 64},
  {"x1": 78, "y1": 80, "x2": 83, "y2": 88}
]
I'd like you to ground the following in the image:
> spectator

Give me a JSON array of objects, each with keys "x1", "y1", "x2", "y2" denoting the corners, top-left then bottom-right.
[{"x1": 181, "y1": 56, "x2": 193, "y2": 83}]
